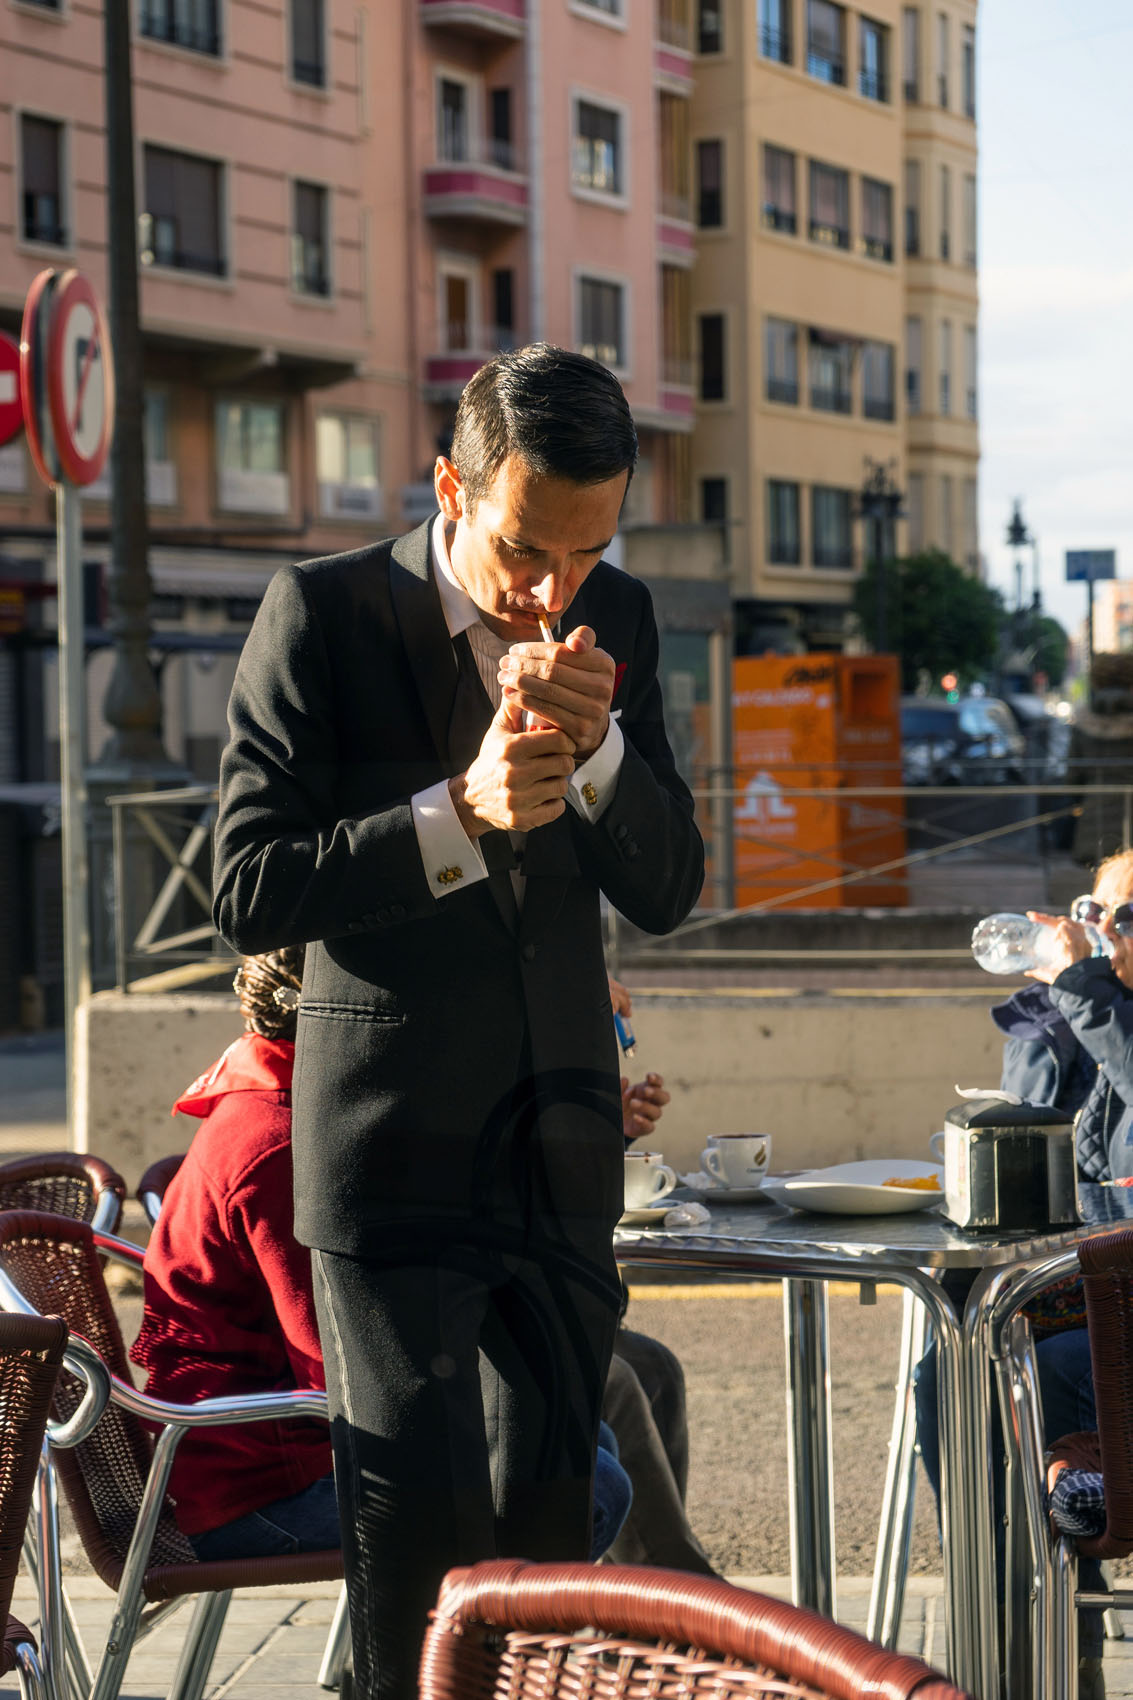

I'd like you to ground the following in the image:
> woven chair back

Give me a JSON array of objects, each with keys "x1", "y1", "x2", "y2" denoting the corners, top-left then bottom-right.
[
  {"x1": 1078, "y1": 1224, "x2": 1133, "y2": 1557},
  {"x1": 0, "y1": 1155, "x2": 126, "y2": 1231},
  {"x1": 420, "y1": 1561, "x2": 973, "y2": 1700},
  {"x1": 136, "y1": 1155, "x2": 186, "y2": 1224},
  {"x1": 0, "y1": 1209, "x2": 195, "y2": 1589},
  {"x1": 0, "y1": 1311, "x2": 69, "y2": 1662}
]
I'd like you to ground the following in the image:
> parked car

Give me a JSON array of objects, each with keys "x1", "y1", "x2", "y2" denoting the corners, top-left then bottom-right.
[{"x1": 900, "y1": 695, "x2": 1027, "y2": 786}]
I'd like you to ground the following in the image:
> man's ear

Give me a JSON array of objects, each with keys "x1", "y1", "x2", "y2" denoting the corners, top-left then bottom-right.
[{"x1": 434, "y1": 456, "x2": 465, "y2": 522}]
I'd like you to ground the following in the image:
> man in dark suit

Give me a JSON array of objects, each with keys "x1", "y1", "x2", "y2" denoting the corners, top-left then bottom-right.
[{"x1": 212, "y1": 345, "x2": 704, "y2": 1699}]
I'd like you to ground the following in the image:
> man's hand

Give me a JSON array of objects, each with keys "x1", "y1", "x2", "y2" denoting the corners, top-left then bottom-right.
[
  {"x1": 621, "y1": 1072, "x2": 670, "y2": 1144},
  {"x1": 448, "y1": 696, "x2": 575, "y2": 838},
  {"x1": 1023, "y1": 910, "x2": 1093, "y2": 984},
  {"x1": 498, "y1": 626, "x2": 615, "y2": 762},
  {"x1": 608, "y1": 975, "x2": 633, "y2": 1019}
]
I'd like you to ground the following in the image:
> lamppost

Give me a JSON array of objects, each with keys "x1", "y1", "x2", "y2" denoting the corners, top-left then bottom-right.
[
  {"x1": 857, "y1": 459, "x2": 903, "y2": 656},
  {"x1": 1006, "y1": 499, "x2": 1031, "y2": 629}
]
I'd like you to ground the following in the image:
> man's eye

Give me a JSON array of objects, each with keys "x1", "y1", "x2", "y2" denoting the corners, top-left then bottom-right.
[{"x1": 501, "y1": 542, "x2": 535, "y2": 560}]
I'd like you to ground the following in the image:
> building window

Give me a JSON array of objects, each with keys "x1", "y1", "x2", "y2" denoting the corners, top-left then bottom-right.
[
  {"x1": 812, "y1": 486, "x2": 854, "y2": 568},
  {"x1": 578, "y1": 276, "x2": 625, "y2": 368},
  {"x1": 438, "y1": 78, "x2": 470, "y2": 163},
  {"x1": 961, "y1": 23, "x2": 975, "y2": 117},
  {"x1": 806, "y1": 0, "x2": 846, "y2": 84},
  {"x1": 492, "y1": 268, "x2": 515, "y2": 347},
  {"x1": 939, "y1": 318, "x2": 952, "y2": 415},
  {"x1": 902, "y1": 5, "x2": 919, "y2": 99},
  {"x1": 906, "y1": 473, "x2": 924, "y2": 553},
  {"x1": 963, "y1": 476, "x2": 979, "y2": 569},
  {"x1": 768, "y1": 481, "x2": 801, "y2": 565},
  {"x1": 904, "y1": 158, "x2": 920, "y2": 255},
  {"x1": 141, "y1": 145, "x2": 224, "y2": 275},
  {"x1": 762, "y1": 144, "x2": 797, "y2": 234},
  {"x1": 940, "y1": 474, "x2": 953, "y2": 557},
  {"x1": 964, "y1": 324, "x2": 977, "y2": 419},
  {"x1": 936, "y1": 10, "x2": 949, "y2": 106},
  {"x1": 20, "y1": 116, "x2": 65, "y2": 247},
  {"x1": 905, "y1": 316, "x2": 922, "y2": 413},
  {"x1": 698, "y1": 313, "x2": 725, "y2": 401},
  {"x1": 808, "y1": 159, "x2": 850, "y2": 249},
  {"x1": 140, "y1": 0, "x2": 219, "y2": 54},
  {"x1": 290, "y1": 0, "x2": 324, "y2": 86},
  {"x1": 861, "y1": 178, "x2": 893, "y2": 261},
  {"x1": 292, "y1": 181, "x2": 329, "y2": 296},
  {"x1": 216, "y1": 400, "x2": 289, "y2": 513},
  {"x1": 859, "y1": 17, "x2": 889, "y2": 101},
  {"x1": 808, "y1": 332, "x2": 853, "y2": 413},
  {"x1": 963, "y1": 173, "x2": 977, "y2": 267},
  {"x1": 316, "y1": 414, "x2": 382, "y2": 522},
  {"x1": 489, "y1": 88, "x2": 514, "y2": 171},
  {"x1": 697, "y1": 0, "x2": 721, "y2": 52},
  {"x1": 764, "y1": 318, "x2": 799, "y2": 404},
  {"x1": 939, "y1": 162, "x2": 951, "y2": 260},
  {"x1": 862, "y1": 341, "x2": 895, "y2": 421},
  {"x1": 440, "y1": 270, "x2": 474, "y2": 351},
  {"x1": 696, "y1": 140, "x2": 723, "y2": 228},
  {"x1": 577, "y1": 0, "x2": 623, "y2": 14},
  {"x1": 701, "y1": 478, "x2": 727, "y2": 524},
  {"x1": 759, "y1": 0, "x2": 791, "y2": 63},
  {"x1": 572, "y1": 100, "x2": 623, "y2": 197}
]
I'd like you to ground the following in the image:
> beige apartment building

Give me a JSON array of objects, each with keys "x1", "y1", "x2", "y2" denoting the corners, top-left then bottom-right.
[{"x1": 688, "y1": 0, "x2": 979, "y2": 650}]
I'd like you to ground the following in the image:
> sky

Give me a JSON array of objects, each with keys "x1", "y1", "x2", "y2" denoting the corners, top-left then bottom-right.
[{"x1": 977, "y1": 0, "x2": 1133, "y2": 636}]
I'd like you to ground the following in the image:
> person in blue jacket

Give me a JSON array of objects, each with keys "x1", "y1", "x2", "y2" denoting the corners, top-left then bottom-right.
[{"x1": 918, "y1": 848, "x2": 1133, "y2": 1700}]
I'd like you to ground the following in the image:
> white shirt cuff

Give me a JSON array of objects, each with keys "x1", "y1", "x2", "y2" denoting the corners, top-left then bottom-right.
[
  {"x1": 567, "y1": 716, "x2": 624, "y2": 823},
  {"x1": 411, "y1": 780, "x2": 489, "y2": 897}
]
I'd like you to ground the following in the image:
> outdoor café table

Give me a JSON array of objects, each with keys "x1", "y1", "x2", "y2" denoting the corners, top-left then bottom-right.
[{"x1": 614, "y1": 1191, "x2": 1095, "y2": 1700}]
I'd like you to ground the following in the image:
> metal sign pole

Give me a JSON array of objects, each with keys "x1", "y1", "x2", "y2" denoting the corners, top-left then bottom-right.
[
  {"x1": 55, "y1": 481, "x2": 91, "y2": 1138},
  {"x1": 1087, "y1": 572, "x2": 1096, "y2": 713}
]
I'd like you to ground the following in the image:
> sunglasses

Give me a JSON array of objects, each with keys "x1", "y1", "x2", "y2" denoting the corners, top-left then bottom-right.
[{"x1": 1070, "y1": 895, "x2": 1133, "y2": 936}]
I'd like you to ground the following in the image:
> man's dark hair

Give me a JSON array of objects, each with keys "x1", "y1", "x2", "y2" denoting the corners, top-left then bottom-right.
[{"x1": 451, "y1": 344, "x2": 637, "y2": 509}]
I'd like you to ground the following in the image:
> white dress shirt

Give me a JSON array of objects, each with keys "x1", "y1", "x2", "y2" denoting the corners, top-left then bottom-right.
[{"x1": 411, "y1": 514, "x2": 625, "y2": 900}]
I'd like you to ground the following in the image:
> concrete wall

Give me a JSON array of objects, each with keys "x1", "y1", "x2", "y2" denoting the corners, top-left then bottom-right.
[{"x1": 77, "y1": 986, "x2": 1005, "y2": 1187}]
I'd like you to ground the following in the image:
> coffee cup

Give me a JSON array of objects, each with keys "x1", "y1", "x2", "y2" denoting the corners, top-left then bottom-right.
[
  {"x1": 624, "y1": 1150, "x2": 677, "y2": 1212},
  {"x1": 700, "y1": 1133, "x2": 772, "y2": 1191}
]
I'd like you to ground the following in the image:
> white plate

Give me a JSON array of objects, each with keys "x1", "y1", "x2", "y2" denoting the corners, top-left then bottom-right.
[
  {"x1": 619, "y1": 1205, "x2": 674, "y2": 1227},
  {"x1": 764, "y1": 1159, "x2": 944, "y2": 1216}
]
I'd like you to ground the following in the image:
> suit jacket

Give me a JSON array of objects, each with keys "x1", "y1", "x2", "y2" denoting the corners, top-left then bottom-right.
[{"x1": 212, "y1": 519, "x2": 704, "y2": 1254}]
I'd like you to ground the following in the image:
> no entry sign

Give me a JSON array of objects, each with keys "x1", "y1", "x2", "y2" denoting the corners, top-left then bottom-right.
[
  {"x1": 19, "y1": 267, "x2": 115, "y2": 488},
  {"x1": 0, "y1": 331, "x2": 21, "y2": 448}
]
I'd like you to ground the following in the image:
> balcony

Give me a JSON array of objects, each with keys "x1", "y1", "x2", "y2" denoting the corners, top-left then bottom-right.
[
  {"x1": 657, "y1": 201, "x2": 694, "y2": 267},
  {"x1": 423, "y1": 143, "x2": 527, "y2": 228},
  {"x1": 418, "y1": 0, "x2": 524, "y2": 38},
  {"x1": 654, "y1": 41, "x2": 693, "y2": 94},
  {"x1": 424, "y1": 330, "x2": 518, "y2": 401}
]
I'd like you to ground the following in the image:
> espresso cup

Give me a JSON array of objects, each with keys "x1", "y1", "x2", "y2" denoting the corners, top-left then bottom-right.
[
  {"x1": 624, "y1": 1150, "x2": 677, "y2": 1212},
  {"x1": 700, "y1": 1133, "x2": 772, "y2": 1190}
]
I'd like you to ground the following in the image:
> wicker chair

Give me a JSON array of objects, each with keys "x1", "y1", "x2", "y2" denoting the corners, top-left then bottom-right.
[
  {"x1": 0, "y1": 1155, "x2": 125, "y2": 1234},
  {"x1": 0, "y1": 1209, "x2": 341, "y2": 1700},
  {"x1": 419, "y1": 1560, "x2": 974, "y2": 1700},
  {"x1": 0, "y1": 1312, "x2": 71, "y2": 1700},
  {"x1": 134, "y1": 1149, "x2": 351, "y2": 1693},
  {"x1": 135, "y1": 1155, "x2": 184, "y2": 1228}
]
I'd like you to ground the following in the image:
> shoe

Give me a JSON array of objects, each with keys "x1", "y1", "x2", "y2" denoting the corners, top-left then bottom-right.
[{"x1": 1079, "y1": 1655, "x2": 1106, "y2": 1700}]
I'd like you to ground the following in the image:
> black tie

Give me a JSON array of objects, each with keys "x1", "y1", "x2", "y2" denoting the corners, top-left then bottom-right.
[{"x1": 448, "y1": 630, "x2": 518, "y2": 918}]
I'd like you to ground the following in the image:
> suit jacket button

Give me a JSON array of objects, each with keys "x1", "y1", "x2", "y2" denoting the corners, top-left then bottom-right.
[
  {"x1": 614, "y1": 823, "x2": 629, "y2": 843},
  {"x1": 390, "y1": 903, "x2": 406, "y2": 919},
  {"x1": 521, "y1": 943, "x2": 537, "y2": 962}
]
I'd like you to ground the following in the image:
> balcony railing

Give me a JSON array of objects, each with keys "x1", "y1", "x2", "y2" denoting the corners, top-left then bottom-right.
[
  {"x1": 140, "y1": 3, "x2": 220, "y2": 54},
  {"x1": 769, "y1": 540, "x2": 801, "y2": 565},
  {"x1": 759, "y1": 24, "x2": 791, "y2": 62},
  {"x1": 292, "y1": 55, "x2": 325, "y2": 86},
  {"x1": 863, "y1": 396, "x2": 896, "y2": 422},
  {"x1": 766, "y1": 378, "x2": 799, "y2": 405},
  {"x1": 660, "y1": 190, "x2": 692, "y2": 222},
  {"x1": 661, "y1": 354, "x2": 693, "y2": 387},
  {"x1": 418, "y1": 0, "x2": 525, "y2": 37},
  {"x1": 861, "y1": 235, "x2": 893, "y2": 262},
  {"x1": 810, "y1": 385, "x2": 852, "y2": 414},
  {"x1": 762, "y1": 205, "x2": 797, "y2": 234},
  {"x1": 808, "y1": 218, "x2": 849, "y2": 249},
  {"x1": 859, "y1": 68, "x2": 888, "y2": 101},
  {"x1": 806, "y1": 45, "x2": 845, "y2": 84},
  {"x1": 812, "y1": 542, "x2": 854, "y2": 568},
  {"x1": 655, "y1": 7, "x2": 690, "y2": 50}
]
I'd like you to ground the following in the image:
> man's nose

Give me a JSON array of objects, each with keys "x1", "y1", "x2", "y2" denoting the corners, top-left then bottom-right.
[{"x1": 532, "y1": 567, "x2": 568, "y2": 611}]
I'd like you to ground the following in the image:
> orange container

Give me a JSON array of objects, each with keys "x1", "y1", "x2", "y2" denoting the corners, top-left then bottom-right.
[{"x1": 732, "y1": 654, "x2": 906, "y2": 909}]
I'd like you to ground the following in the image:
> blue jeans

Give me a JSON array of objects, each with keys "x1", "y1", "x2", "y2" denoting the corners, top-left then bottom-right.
[
  {"x1": 592, "y1": 1421, "x2": 633, "y2": 1560},
  {"x1": 190, "y1": 1473, "x2": 341, "y2": 1561},
  {"x1": 915, "y1": 1326, "x2": 1102, "y2": 1656}
]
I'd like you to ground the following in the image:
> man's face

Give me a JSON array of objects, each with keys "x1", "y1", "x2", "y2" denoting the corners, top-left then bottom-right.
[
  {"x1": 435, "y1": 451, "x2": 627, "y2": 641},
  {"x1": 1092, "y1": 862, "x2": 1133, "y2": 989}
]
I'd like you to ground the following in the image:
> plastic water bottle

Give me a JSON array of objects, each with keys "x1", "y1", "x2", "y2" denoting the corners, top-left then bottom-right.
[{"x1": 971, "y1": 911, "x2": 1115, "y2": 975}]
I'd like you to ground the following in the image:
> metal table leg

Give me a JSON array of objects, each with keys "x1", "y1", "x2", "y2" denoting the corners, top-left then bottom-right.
[
  {"x1": 868, "y1": 1286, "x2": 931, "y2": 1647},
  {"x1": 782, "y1": 1278, "x2": 836, "y2": 1619}
]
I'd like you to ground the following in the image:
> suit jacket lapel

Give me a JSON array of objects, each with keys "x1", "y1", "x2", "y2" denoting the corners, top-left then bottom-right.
[{"x1": 389, "y1": 518, "x2": 457, "y2": 770}]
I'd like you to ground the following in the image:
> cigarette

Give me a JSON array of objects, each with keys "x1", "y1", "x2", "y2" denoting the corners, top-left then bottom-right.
[{"x1": 537, "y1": 613, "x2": 554, "y2": 644}]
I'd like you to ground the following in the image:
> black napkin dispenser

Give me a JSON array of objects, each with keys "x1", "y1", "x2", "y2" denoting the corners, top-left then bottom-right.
[{"x1": 940, "y1": 1098, "x2": 1078, "y2": 1232}]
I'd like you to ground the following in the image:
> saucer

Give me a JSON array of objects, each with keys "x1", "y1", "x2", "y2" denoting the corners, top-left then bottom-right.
[
  {"x1": 701, "y1": 1185, "x2": 771, "y2": 1206},
  {"x1": 619, "y1": 1204, "x2": 674, "y2": 1226}
]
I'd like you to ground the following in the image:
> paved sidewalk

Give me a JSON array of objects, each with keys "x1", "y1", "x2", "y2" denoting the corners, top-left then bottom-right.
[{"x1": 3, "y1": 1574, "x2": 1133, "y2": 1699}]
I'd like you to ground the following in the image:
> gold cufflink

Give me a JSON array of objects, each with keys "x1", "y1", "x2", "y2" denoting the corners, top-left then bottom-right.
[
  {"x1": 582, "y1": 782, "x2": 598, "y2": 807},
  {"x1": 436, "y1": 866, "x2": 462, "y2": 886}
]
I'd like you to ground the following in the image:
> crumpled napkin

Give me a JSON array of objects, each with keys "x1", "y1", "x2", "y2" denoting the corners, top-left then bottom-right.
[{"x1": 662, "y1": 1200, "x2": 711, "y2": 1228}]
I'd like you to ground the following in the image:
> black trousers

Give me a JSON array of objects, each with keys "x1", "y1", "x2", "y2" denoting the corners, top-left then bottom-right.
[{"x1": 312, "y1": 1217, "x2": 622, "y2": 1699}]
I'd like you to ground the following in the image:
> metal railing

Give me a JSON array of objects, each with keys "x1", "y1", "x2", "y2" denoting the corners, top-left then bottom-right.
[{"x1": 105, "y1": 777, "x2": 1133, "y2": 989}]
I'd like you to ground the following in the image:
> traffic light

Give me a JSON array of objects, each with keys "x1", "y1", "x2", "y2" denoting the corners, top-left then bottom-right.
[{"x1": 941, "y1": 673, "x2": 959, "y2": 702}]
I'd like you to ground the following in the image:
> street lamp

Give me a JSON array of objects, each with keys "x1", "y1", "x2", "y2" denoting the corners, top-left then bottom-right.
[
  {"x1": 857, "y1": 459, "x2": 903, "y2": 655},
  {"x1": 1006, "y1": 498, "x2": 1031, "y2": 618}
]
